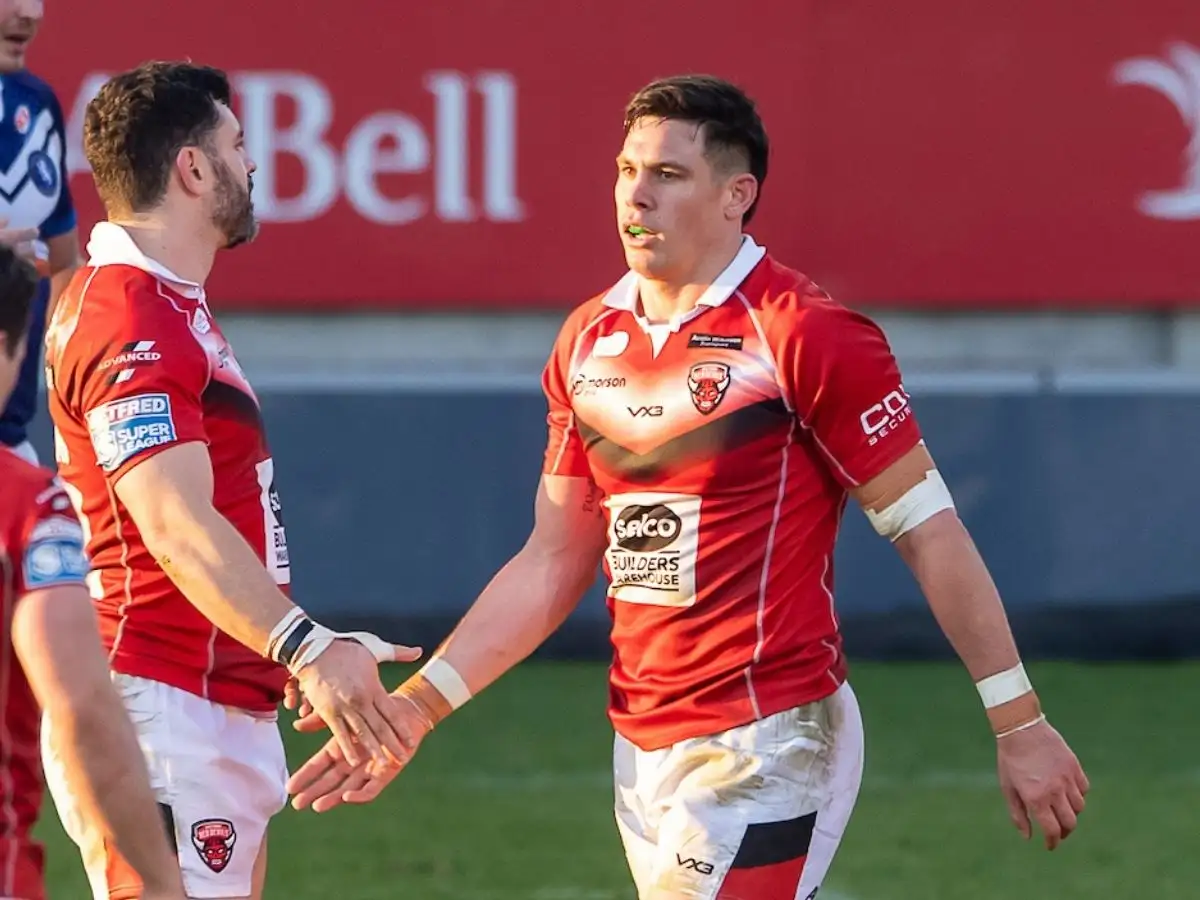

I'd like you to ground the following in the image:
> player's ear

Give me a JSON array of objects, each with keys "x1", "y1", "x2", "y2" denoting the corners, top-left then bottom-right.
[
  {"x1": 174, "y1": 146, "x2": 210, "y2": 198},
  {"x1": 724, "y1": 172, "x2": 758, "y2": 222}
]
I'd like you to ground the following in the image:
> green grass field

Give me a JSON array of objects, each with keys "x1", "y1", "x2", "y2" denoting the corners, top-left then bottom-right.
[{"x1": 37, "y1": 660, "x2": 1198, "y2": 898}]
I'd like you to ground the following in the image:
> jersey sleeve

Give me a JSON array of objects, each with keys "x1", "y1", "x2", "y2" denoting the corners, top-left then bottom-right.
[
  {"x1": 774, "y1": 299, "x2": 923, "y2": 488},
  {"x1": 62, "y1": 287, "x2": 210, "y2": 483},
  {"x1": 14, "y1": 476, "x2": 89, "y2": 597},
  {"x1": 540, "y1": 314, "x2": 592, "y2": 478},
  {"x1": 40, "y1": 91, "x2": 76, "y2": 241}
]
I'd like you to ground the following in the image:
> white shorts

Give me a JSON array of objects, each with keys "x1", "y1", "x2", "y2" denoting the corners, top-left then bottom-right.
[
  {"x1": 614, "y1": 681, "x2": 864, "y2": 900},
  {"x1": 42, "y1": 674, "x2": 288, "y2": 899}
]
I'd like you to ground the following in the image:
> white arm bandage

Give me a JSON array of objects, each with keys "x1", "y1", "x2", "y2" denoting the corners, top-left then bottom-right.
[{"x1": 864, "y1": 468, "x2": 955, "y2": 541}]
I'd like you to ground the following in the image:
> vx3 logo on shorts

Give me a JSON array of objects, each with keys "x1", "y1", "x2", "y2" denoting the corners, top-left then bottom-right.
[
  {"x1": 676, "y1": 853, "x2": 715, "y2": 875},
  {"x1": 1112, "y1": 42, "x2": 1200, "y2": 220}
]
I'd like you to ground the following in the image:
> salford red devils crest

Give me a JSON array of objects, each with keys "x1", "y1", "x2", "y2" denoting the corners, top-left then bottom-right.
[
  {"x1": 687, "y1": 362, "x2": 731, "y2": 415},
  {"x1": 191, "y1": 818, "x2": 236, "y2": 872}
]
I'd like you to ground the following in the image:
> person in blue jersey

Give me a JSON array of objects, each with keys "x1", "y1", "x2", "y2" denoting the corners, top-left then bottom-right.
[{"x1": 0, "y1": 0, "x2": 81, "y2": 465}]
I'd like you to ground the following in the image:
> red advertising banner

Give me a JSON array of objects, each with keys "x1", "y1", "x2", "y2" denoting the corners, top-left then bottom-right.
[{"x1": 39, "y1": 1, "x2": 1200, "y2": 309}]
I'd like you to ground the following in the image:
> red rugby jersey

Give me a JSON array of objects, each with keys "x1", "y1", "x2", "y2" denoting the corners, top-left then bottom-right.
[
  {"x1": 0, "y1": 450, "x2": 90, "y2": 900},
  {"x1": 543, "y1": 237, "x2": 922, "y2": 750},
  {"x1": 45, "y1": 223, "x2": 289, "y2": 712}
]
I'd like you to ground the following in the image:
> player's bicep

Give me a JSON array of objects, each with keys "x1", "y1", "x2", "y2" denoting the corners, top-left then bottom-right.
[
  {"x1": 12, "y1": 584, "x2": 113, "y2": 715},
  {"x1": 849, "y1": 443, "x2": 957, "y2": 543},
  {"x1": 112, "y1": 441, "x2": 216, "y2": 549},
  {"x1": 528, "y1": 474, "x2": 608, "y2": 564}
]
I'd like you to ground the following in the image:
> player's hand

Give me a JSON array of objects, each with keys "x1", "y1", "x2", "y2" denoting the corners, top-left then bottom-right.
[
  {"x1": 288, "y1": 693, "x2": 433, "y2": 813},
  {"x1": 282, "y1": 675, "x2": 313, "y2": 718},
  {"x1": 293, "y1": 639, "x2": 423, "y2": 770},
  {"x1": 996, "y1": 718, "x2": 1089, "y2": 850},
  {"x1": 0, "y1": 218, "x2": 41, "y2": 264}
]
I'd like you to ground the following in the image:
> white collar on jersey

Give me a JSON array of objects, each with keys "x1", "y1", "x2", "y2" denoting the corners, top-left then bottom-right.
[
  {"x1": 85, "y1": 222, "x2": 203, "y2": 298},
  {"x1": 601, "y1": 233, "x2": 766, "y2": 315}
]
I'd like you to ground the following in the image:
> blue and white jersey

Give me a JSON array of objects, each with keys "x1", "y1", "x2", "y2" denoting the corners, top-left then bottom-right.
[{"x1": 0, "y1": 70, "x2": 76, "y2": 450}]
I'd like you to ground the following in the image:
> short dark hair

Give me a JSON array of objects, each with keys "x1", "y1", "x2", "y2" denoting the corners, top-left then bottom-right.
[
  {"x1": 0, "y1": 245, "x2": 41, "y2": 357},
  {"x1": 624, "y1": 74, "x2": 769, "y2": 223},
  {"x1": 84, "y1": 61, "x2": 233, "y2": 215}
]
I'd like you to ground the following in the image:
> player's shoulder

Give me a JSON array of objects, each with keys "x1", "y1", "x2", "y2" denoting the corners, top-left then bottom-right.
[
  {"x1": 51, "y1": 265, "x2": 195, "y2": 373},
  {"x1": 747, "y1": 254, "x2": 887, "y2": 343},
  {"x1": 0, "y1": 452, "x2": 62, "y2": 529},
  {"x1": 72, "y1": 264, "x2": 191, "y2": 333},
  {"x1": 8, "y1": 69, "x2": 62, "y2": 112},
  {"x1": 552, "y1": 289, "x2": 619, "y2": 347}
]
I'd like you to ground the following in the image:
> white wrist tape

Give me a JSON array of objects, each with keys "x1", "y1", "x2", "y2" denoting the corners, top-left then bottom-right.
[
  {"x1": 865, "y1": 468, "x2": 955, "y2": 542},
  {"x1": 266, "y1": 608, "x2": 396, "y2": 676},
  {"x1": 976, "y1": 663, "x2": 1034, "y2": 709},
  {"x1": 419, "y1": 657, "x2": 472, "y2": 710}
]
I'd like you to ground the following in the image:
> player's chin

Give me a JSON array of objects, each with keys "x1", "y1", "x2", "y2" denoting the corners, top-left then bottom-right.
[
  {"x1": 622, "y1": 246, "x2": 667, "y2": 277},
  {"x1": 223, "y1": 219, "x2": 260, "y2": 250},
  {"x1": 0, "y1": 46, "x2": 24, "y2": 72}
]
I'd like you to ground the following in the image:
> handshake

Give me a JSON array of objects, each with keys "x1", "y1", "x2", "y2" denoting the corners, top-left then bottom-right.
[{"x1": 265, "y1": 611, "x2": 466, "y2": 812}]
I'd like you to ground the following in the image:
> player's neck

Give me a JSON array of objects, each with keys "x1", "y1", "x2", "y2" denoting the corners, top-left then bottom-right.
[
  {"x1": 638, "y1": 234, "x2": 743, "y2": 324},
  {"x1": 111, "y1": 215, "x2": 219, "y2": 287}
]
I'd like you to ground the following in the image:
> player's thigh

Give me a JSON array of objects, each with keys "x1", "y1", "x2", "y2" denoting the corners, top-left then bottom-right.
[
  {"x1": 613, "y1": 732, "x2": 657, "y2": 899},
  {"x1": 645, "y1": 685, "x2": 863, "y2": 900},
  {"x1": 46, "y1": 676, "x2": 287, "y2": 900},
  {"x1": 158, "y1": 686, "x2": 286, "y2": 900}
]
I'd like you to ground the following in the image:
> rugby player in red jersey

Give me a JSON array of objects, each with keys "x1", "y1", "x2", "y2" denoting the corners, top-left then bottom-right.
[
  {"x1": 0, "y1": 244, "x2": 184, "y2": 900},
  {"x1": 289, "y1": 75, "x2": 1089, "y2": 900},
  {"x1": 42, "y1": 62, "x2": 421, "y2": 900}
]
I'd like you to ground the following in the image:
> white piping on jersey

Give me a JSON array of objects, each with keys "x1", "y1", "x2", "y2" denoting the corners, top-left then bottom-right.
[
  {"x1": 0, "y1": 555, "x2": 16, "y2": 896},
  {"x1": 820, "y1": 498, "x2": 848, "y2": 690},
  {"x1": 736, "y1": 290, "x2": 861, "y2": 487},
  {"x1": 555, "y1": 308, "x2": 622, "y2": 474},
  {"x1": 736, "y1": 290, "x2": 849, "y2": 693},
  {"x1": 105, "y1": 478, "x2": 135, "y2": 667},
  {"x1": 743, "y1": 413, "x2": 798, "y2": 721}
]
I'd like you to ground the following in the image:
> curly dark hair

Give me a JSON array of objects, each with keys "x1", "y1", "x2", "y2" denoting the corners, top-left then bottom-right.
[
  {"x1": 624, "y1": 74, "x2": 769, "y2": 223},
  {"x1": 83, "y1": 61, "x2": 233, "y2": 215}
]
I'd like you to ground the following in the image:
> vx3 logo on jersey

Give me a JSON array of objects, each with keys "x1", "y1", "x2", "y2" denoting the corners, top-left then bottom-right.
[
  {"x1": 1112, "y1": 41, "x2": 1200, "y2": 220},
  {"x1": 627, "y1": 405, "x2": 663, "y2": 418}
]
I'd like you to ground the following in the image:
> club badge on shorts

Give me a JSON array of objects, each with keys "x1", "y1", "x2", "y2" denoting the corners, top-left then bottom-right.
[
  {"x1": 191, "y1": 818, "x2": 237, "y2": 872},
  {"x1": 687, "y1": 362, "x2": 731, "y2": 415}
]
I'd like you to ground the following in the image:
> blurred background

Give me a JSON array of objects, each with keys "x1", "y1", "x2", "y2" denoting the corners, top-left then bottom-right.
[{"x1": 25, "y1": 2, "x2": 1200, "y2": 898}]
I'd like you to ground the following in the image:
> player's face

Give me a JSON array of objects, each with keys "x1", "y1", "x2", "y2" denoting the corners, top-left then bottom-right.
[
  {"x1": 0, "y1": 0, "x2": 42, "y2": 72},
  {"x1": 615, "y1": 118, "x2": 744, "y2": 283},
  {"x1": 207, "y1": 104, "x2": 258, "y2": 249}
]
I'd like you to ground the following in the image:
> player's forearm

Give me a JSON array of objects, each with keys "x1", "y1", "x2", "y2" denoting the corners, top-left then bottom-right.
[
  {"x1": 144, "y1": 507, "x2": 294, "y2": 655},
  {"x1": 398, "y1": 541, "x2": 599, "y2": 722},
  {"x1": 897, "y1": 512, "x2": 1042, "y2": 732},
  {"x1": 442, "y1": 542, "x2": 597, "y2": 690},
  {"x1": 47, "y1": 691, "x2": 181, "y2": 893}
]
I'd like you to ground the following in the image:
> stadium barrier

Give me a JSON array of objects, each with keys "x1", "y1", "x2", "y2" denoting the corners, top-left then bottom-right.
[{"x1": 30, "y1": 375, "x2": 1200, "y2": 661}]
